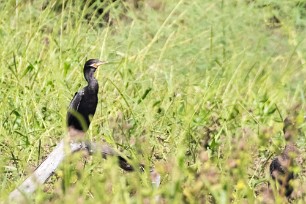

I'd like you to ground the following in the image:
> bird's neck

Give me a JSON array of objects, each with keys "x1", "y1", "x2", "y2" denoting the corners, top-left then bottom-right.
[
  {"x1": 88, "y1": 78, "x2": 99, "y2": 91},
  {"x1": 85, "y1": 69, "x2": 99, "y2": 91}
]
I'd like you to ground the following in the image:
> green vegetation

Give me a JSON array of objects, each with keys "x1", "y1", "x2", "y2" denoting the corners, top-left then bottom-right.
[{"x1": 1, "y1": 0, "x2": 306, "y2": 203}]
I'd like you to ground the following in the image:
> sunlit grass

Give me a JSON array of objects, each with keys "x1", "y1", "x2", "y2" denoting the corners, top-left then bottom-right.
[{"x1": 1, "y1": 0, "x2": 306, "y2": 203}]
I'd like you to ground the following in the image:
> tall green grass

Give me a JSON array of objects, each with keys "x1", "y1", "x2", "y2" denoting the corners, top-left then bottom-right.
[{"x1": 1, "y1": 0, "x2": 306, "y2": 203}]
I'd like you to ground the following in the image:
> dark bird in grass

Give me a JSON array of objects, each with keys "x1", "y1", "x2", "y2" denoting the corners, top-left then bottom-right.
[
  {"x1": 67, "y1": 59, "x2": 107, "y2": 138},
  {"x1": 269, "y1": 143, "x2": 298, "y2": 197},
  {"x1": 269, "y1": 116, "x2": 299, "y2": 198}
]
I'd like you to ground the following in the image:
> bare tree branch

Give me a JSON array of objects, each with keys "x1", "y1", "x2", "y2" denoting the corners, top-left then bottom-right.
[{"x1": 9, "y1": 139, "x2": 160, "y2": 202}]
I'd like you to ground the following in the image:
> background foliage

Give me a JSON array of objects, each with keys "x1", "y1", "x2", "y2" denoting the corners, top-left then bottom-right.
[{"x1": 1, "y1": 0, "x2": 306, "y2": 203}]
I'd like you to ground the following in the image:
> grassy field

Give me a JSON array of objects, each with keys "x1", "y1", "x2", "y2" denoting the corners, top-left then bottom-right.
[{"x1": 1, "y1": 0, "x2": 306, "y2": 203}]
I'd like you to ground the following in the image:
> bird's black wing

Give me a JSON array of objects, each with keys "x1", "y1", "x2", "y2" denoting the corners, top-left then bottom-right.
[{"x1": 67, "y1": 90, "x2": 84, "y2": 126}]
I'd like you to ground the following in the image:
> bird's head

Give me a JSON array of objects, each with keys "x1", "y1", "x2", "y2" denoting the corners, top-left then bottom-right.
[
  {"x1": 84, "y1": 59, "x2": 108, "y2": 70},
  {"x1": 83, "y1": 59, "x2": 108, "y2": 82}
]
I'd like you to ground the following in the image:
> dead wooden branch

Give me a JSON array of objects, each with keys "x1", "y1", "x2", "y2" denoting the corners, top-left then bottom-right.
[{"x1": 9, "y1": 139, "x2": 160, "y2": 202}]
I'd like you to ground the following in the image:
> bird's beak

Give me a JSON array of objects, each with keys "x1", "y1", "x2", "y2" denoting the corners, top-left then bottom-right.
[{"x1": 93, "y1": 61, "x2": 108, "y2": 68}]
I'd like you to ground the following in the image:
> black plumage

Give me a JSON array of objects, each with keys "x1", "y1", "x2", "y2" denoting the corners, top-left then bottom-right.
[
  {"x1": 67, "y1": 59, "x2": 106, "y2": 137},
  {"x1": 269, "y1": 145, "x2": 296, "y2": 197},
  {"x1": 269, "y1": 116, "x2": 299, "y2": 198}
]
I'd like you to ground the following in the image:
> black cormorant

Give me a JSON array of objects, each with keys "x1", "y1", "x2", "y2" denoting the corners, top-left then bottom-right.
[
  {"x1": 269, "y1": 144, "x2": 297, "y2": 197},
  {"x1": 269, "y1": 116, "x2": 299, "y2": 197},
  {"x1": 67, "y1": 59, "x2": 107, "y2": 138}
]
